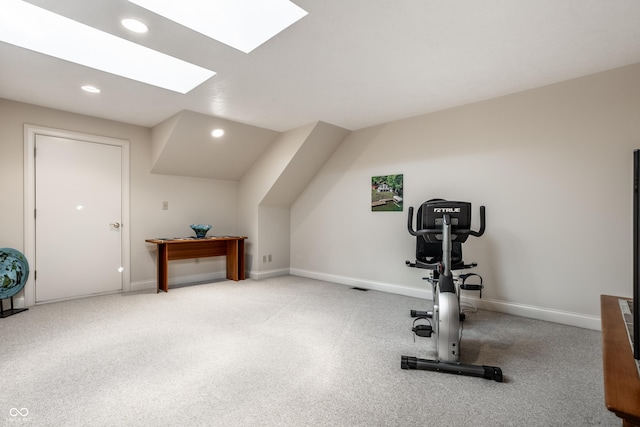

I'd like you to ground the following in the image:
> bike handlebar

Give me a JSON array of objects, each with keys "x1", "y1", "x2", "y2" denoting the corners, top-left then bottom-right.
[{"x1": 407, "y1": 205, "x2": 486, "y2": 238}]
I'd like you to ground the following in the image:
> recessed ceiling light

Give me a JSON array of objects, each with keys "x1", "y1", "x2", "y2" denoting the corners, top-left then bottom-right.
[
  {"x1": 81, "y1": 85, "x2": 101, "y2": 93},
  {"x1": 127, "y1": 0, "x2": 308, "y2": 53},
  {"x1": 121, "y1": 18, "x2": 149, "y2": 34},
  {"x1": 211, "y1": 129, "x2": 225, "y2": 138},
  {"x1": 0, "y1": 0, "x2": 216, "y2": 93}
]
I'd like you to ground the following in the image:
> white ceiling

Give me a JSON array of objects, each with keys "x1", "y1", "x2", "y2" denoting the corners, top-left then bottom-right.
[{"x1": 1, "y1": 0, "x2": 639, "y2": 133}]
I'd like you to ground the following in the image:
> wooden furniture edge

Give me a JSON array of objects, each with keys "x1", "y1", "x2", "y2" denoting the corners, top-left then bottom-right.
[
  {"x1": 601, "y1": 295, "x2": 640, "y2": 427},
  {"x1": 145, "y1": 236, "x2": 247, "y2": 244}
]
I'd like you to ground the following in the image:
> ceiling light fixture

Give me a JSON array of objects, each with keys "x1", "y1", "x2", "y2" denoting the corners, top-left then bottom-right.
[
  {"x1": 211, "y1": 129, "x2": 225, "y2": 138},
  {"x1": 121, "y1": 18, "x2": 149, "y2": 34},
  {"x1": 127, "y1": 0, "x2": 308, "y2": 53},
  {"x1": 0, "y1": 0, "x2": 216, "y2": 93},
  {"x1": 81, "y1": 85, "x2": 101, "y2": 93}
]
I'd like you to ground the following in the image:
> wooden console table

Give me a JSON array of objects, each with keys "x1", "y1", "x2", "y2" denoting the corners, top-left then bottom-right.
[
  {"x1": 146, "y1": 236, "x2": 247, "y2": 292},
  {"x1": 601, "y1": 295, "x2": 640, "y2": 426}
]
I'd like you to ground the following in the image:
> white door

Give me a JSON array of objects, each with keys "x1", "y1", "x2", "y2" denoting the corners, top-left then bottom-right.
[{"x1": 35, "y1": 135, "x2": 124, "y2": 303}]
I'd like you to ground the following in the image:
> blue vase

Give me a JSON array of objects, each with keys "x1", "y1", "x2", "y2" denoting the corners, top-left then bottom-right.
[{"x1": 190, "y1": 224, "x2": 211, "y2": 238}]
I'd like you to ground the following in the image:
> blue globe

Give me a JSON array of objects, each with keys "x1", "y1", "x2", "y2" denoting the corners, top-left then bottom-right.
[{"x1": 0, "y1": 248, "x2": 29, "y2": 300}]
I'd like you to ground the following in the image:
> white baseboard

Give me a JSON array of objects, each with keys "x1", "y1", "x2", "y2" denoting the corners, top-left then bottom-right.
[
  {"x1": 290, "y1": 269, "x2": 601, "y2": 331},
  {"x1": 460, "y1": 295, "x2": 602, "y2": 331},
  {"x1": 131, "y1": 268, "x2": 602, "y2": 331},
  {"x1": 130, "y1": 271, "x2": 228, "y2": 292},
  {"x1": 130, "y1": 280, "x2": 156, "y2": 292},
  {"x1": 289, "y1": 268, "x2": 432, "y2": 300},
  {"x1": 250, "y1": 268, "x2": 289, "y2": 280},
  {"x1": 1, "y1": 294, "x2": 26, "y2": 310}
]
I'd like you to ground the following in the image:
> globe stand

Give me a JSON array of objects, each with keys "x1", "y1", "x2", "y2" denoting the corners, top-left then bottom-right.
[{"x1": 0, "y1": 296, "x2": 28, "y2": 318}]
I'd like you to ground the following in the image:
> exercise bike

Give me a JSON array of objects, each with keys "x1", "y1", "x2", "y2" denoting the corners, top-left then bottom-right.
[{"x1": 401, "y1": 199, "x2": 503, "y2": 382}]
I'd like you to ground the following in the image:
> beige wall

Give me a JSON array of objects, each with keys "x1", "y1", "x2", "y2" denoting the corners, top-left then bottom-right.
[
  {"x1": 0, "y1": 98, "x2": 239, "y2": 295},
  {"x1": 4, "y1": 62, "x2": 640, "y2": 330},
  {"x1": 290, "y1": 63, "x2": 640, "y2": 329}
]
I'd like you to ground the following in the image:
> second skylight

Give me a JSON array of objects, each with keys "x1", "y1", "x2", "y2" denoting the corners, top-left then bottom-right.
[{"x1": 128, "y1": 0, "x2": 308, "y2": 53}]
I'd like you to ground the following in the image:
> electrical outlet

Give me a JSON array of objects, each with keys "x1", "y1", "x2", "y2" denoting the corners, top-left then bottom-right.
[
  {"x1": 263, "y1": 255, "x2": 267, "y2": 263},
  {"x1": 162, "y1": 201, "x2": 168, "y2": 210},
  {"x1": 268, "y1": 254, "x2": 272, "y2": 262}
]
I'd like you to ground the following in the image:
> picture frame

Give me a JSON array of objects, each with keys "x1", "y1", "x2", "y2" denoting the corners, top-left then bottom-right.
[{"x1": 371, "y1": 174, "x2": 403, "y2": 211}]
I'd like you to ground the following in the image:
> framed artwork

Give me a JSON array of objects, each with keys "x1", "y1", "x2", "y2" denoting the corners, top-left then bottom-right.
[{"x1": 371, "y1": 174, "x2": 403, "y2": 211}]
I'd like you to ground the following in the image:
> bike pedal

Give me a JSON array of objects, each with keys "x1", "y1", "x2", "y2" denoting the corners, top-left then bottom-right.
[
  {"x1": 412, "y1": 324, "x2": 433, "y2": 337},
  {"x1": 410, "y1": 310, "x2": 433, "y2": 318}
]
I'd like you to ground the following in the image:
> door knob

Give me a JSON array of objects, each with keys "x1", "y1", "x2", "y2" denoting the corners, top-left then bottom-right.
[{"x1": 110, "y1": 222, "x2": 121, "y2": 229}]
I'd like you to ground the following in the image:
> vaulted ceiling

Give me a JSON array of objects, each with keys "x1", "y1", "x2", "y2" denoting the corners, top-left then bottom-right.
[{"x1": 2, "y1": 0, "x2": 639, "y2": 180}]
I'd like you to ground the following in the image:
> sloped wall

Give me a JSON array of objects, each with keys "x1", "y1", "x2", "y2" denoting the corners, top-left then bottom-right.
[
  {"x1": 151, "y1": 110, "x2": 278, "y2": 180},
  {"x1": 238, "y1": 121, "x2": 349, "y2": 278},
  {"x1": 290, "y1": 63, "x2": 640, "y2": 329}
]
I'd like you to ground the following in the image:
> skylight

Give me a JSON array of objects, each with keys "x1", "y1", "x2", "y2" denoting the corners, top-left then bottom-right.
[
  {"x1": 0, "y1": 0, "x2": 216, "y2": 94},
  {"x1": 127, "y1": 0, "x2": 308, "y2": 53}
]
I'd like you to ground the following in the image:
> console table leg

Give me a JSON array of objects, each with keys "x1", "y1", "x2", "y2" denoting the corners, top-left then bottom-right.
[
  {"x1": 238, "y1": 239, "x2": 245, "y2": 280},
  {"x1": 226, "y1": 240, "x2": 239, "y2": 281},
  {"x1": 158, "y1": 244, "x2": 168, "y2": 292}
]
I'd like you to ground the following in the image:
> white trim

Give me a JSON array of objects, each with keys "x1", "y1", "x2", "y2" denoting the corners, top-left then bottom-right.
[
  {"x1": 289, "y1": 269, "x2": 601, "y2": 331},
  {"x1": 130, "y1": 280, "x2": 157, "y2": 292},
  {"x1": 460, "y1": 295, "x2": 602, "y2": 331},
  {"x1": 289, "y1": 268, "x2": 432, "y2": 300},
  {"x1": 23, "y1": 125, "x2": 131, "y2": 306},
  {"x1": 251, "y1": 268, "x2": 290, "y2": 280},
  {"x1": 131, "y1": 271, "x2": 228, "y2": 292}
]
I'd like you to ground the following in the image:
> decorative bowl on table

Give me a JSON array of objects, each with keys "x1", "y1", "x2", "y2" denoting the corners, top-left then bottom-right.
[{"x1": 190, "y1": 224, "x2": 212, "y2": 238}]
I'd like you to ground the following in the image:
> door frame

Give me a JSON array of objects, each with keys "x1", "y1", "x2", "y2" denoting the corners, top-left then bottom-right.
[{"x1": 23, "y1": 125, "x2": 131, "y2": 306}]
